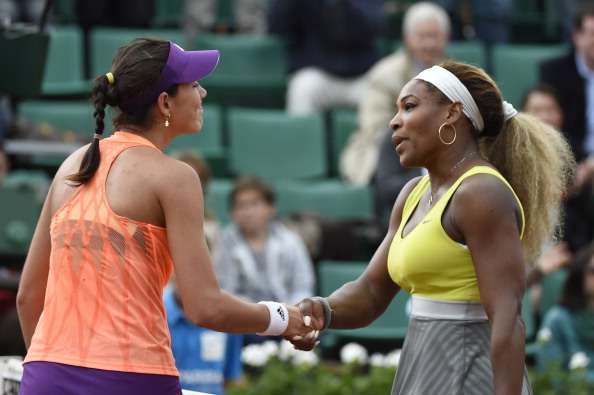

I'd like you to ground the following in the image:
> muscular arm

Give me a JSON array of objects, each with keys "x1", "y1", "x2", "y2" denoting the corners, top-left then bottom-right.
[
  {"x1": 159, "y1": 161, "x2": 308, "y2": 335},
  {"x1": 452, "y1": 175, "x2": 526, "y2": 395},
  {"x1": 325, "y1": 177, "x2": 422, "y2": 329},
  {"x1": 16, "y1": 147, "x2": 87, "y2": 348},
  {"x1": 16, "y1": 185, "x2": 52, "y2": 348}
]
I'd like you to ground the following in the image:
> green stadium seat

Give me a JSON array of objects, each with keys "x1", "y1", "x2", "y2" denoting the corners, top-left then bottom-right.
[
  {"x1": 152, "y1": 0, "x2": 184, "y2": 28},
  {"x1": 19, "y1": 100, "x2": 98, "y2": 141},
  {"x1": 205, "y1": 177, "x2": 372, "y2": 224},
  {"x1": 522, "y1": 291, "x2": 540, "y2": 357},
  {"x1": 0, "y1": 188, "x2": 41, "y2": 257},
  {"x1": 18, "y1": 100, "x2": 95, "y2": 139},
  {"x1": 492, "y1": 44, "x2": 566, "y2": 107},
  {"x1": 276, "y1": 180, "x2": 373, "y2": 220},
  {"x1": 317, "y1": 261, "x2": 410, "y2": 346},
  {"x1": 166, "y1": 104, "x2": 224, "y2": 159},
  {"x1": 539, "y1": 269, "x2": 569, "y2": 316},
  {"x1": 193, "y1": 34, "x2": 287, "y2": 107},
  {"x1": 0, "y1": 27, "x2": 49, "y2": 99},
  {"x1": 330, "y1": 109, "x2": 357, "y2": 176},
  {"x1": 42, "y1": 26, "x2": 89, "y2": 96},
  {"x1": 205, "y1": 179, "x2": 233, "y2": 224},
  {"x1": 90, "y1": 28, "x2": 186, "y2": 78},
  {"x1": 446, "y1": 41, "x2": 487, "y2": 69},
  {"x1": 522, "y1": 291, "x2": 536, "y2": 340},
  {"x1": 4, "y1": 170, "x2": 51, "y2": 202},
  {"x1": 18, "y1": 100, "x2": 100, "y2": 167},
  {"x1": 227, "y1": 108, "x2": 326, "y2": 179},
  {"x1": 166, "y1": 105, "x2": 229, "y2": 177}
]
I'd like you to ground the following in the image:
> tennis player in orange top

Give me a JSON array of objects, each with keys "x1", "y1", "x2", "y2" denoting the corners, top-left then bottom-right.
[{"x1": 16, "y1": 38, "x2": 315, "y2": 395}]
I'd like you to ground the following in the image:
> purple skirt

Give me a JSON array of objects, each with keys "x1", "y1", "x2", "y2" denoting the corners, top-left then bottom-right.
[{"x1": 19, "y1": 361, "x2": 182, "y2": 395}]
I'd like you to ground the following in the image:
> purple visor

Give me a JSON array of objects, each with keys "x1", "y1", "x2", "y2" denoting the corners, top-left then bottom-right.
[{"x1": 120, "y1": 42, "x2": 220, "y2": 113}]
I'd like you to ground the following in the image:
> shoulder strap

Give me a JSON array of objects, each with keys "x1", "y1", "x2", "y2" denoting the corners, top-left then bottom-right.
[
  {"x1": 434, "y1": 166, "x2": 525, "y2": 238},
  {"x1": 398, "y1": 176, "x2": 430, "y2": 229}
]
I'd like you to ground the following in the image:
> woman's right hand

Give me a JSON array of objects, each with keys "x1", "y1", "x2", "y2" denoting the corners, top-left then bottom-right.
[
  {"x1": 282, "y1": 303, "x2": 322, "y2": 342},
  {"x1": 284, "y1": 299, "x2": 326, "y2": 350}
]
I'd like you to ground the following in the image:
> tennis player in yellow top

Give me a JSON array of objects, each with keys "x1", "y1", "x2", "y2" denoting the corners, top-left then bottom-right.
[{"x1": 290, "y1": 61, "x2": 575, "y2": 395}]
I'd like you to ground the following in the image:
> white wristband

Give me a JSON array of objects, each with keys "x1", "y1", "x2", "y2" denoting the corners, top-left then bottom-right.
[{"x1": 257, "y1": 301, "x2": 289, "y2": 336}]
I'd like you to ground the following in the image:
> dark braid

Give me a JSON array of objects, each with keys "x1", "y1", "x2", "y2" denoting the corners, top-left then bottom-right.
[{"x1": 66, "y1": 38, "x2": 171, "y2": 185}]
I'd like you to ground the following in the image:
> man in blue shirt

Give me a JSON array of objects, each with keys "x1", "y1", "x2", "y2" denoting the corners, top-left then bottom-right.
[{"x1": 164, "y1": 287, "x2": 243, "y2": 395}]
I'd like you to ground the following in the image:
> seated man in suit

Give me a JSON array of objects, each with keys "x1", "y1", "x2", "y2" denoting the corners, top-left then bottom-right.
[{"x1": 540, "y1": 2, "x2": 594, "y2": 252}]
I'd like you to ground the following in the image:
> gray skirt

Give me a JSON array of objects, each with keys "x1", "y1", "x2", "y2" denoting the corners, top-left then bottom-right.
[{"x1": 391, "y1": 317, "x2": 533, "y2": 395}]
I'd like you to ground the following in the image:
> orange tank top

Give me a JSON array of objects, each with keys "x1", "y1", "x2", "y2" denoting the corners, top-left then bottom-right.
[{"x1": 25, "y1": 131, "x2": 178, "y2": 376}]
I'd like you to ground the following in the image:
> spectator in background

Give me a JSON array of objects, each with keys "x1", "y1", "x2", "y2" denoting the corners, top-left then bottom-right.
[
  {"x1": 522, "y1": 85, "x2": 564, "y2": 131},
  {"x1": 268, "y1": 0, "x2": 384, "y2": 114},
  {"x1": 540, "y1": 3, "x2": 594, "y2": 166},
  {"x1": 165, "y1": 278, "x2": 242, "y2": 395},
  {"x1": 74, "y1": 0, "x2": 155, "y2": 77},
  {"x1": 74, "y1": 0, "x2": 154, "y2": 29},
  {"x1": 522, "y1": 85, "x2": 591, "y2": 197},
  {"x1": 521, "y1": 86, "x2": 574, "y2": 306},
  {"x1": 432, "y1": 0, "x2": 511, "y2": 44},
  {"x1": 0, "y1": 0, "x2": 44, "y2": 25},
  {"x1": 172, "y1": 151, "x2": 220, "y2": 252},
  {"x1": 215, "y1": 177, "x2": 315, "y2": 307},
  {"x1": 540, "y1": 3, "x2": 594, "y2": 253},
  {"x1": 537, "y1": 243, "x2": 594, "y2": 381},
  {"x1": 558, "y1": 0, "x2": 593, "y2": 41},
  {"x1": 341, "y1": 2, "x2": 449, "y2": 191},
  {"x1": 184, "y1": 0, "x2": 268, "y2": 39}
]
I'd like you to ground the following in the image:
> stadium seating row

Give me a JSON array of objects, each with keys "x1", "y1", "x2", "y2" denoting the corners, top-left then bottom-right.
[
  {"x1": 17, "y1": 103, "x2": 357, "y2": 178},
  {"x1": 51, "y1": 0, "x2": 564, "y2": 43},
  {"x1": 39, "y1": 26, "x2": 567, "y2": 107},
  {"x1": 316, "y1": 260, "x2": 564, "y2": 353}
]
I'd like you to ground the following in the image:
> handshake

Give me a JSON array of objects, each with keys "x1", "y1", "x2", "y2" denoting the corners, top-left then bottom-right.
[{"x1": 281, "y1": 297, "x2": 332, "y2": 351}]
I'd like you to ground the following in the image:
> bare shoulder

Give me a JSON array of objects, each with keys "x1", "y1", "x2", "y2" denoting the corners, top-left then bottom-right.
[
  {"x1": 53, "y1": 144, "x2": 91, "y2": 182},
  {"x1": 145, "y1": 151, "x2": 202, "y2": 195},
  {"x1": 455, "y1": 173, "x2": 518, "y2": 209},
  {"x1": 451, "y1": 172, "x2": 521, "y2": 228},
  {"x1": 398, "y1": 175, "x2": 424, "y2": 202}
]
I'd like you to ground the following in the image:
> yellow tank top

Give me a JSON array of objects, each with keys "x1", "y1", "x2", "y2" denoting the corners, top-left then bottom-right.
[{"x1": 387, "y1": 166, "x2": 524, "y2": 301}]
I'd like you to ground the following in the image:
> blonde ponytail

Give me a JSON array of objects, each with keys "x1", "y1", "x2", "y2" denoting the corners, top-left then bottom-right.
[{"x1": 479, "y1": 113, "x2": 575, "y2": 263}]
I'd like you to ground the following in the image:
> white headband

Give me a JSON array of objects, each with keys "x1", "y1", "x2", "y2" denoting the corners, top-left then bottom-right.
[
  {"x1": 414, "y1": 66, "x2": 518, "y2": 132},
  {"x1": 415, "y1": 65, "x2": 484, "y2": 131}
]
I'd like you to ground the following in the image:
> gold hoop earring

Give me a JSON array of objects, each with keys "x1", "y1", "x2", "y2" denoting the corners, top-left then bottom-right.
[
  {"x1": 164, "y1": 115, "x2": 170, "y2": 128},
  {"x1": 438, "y1": 123, "x2": 456, "y2": 145}
]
